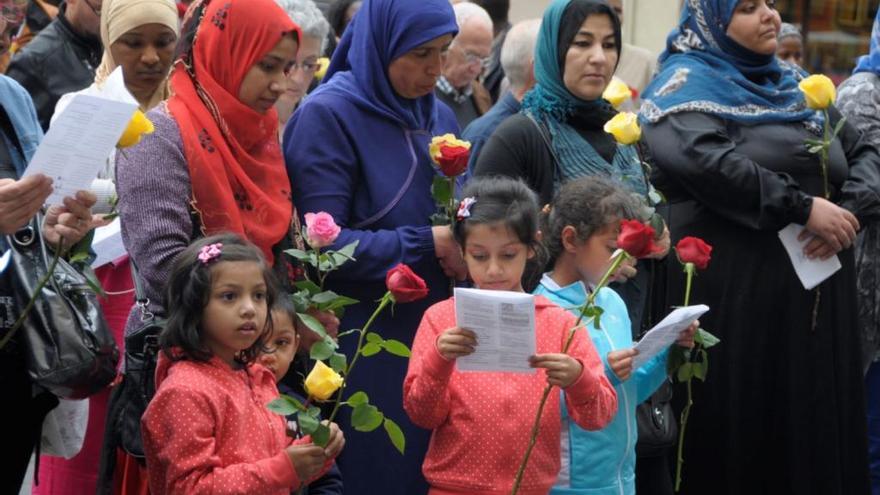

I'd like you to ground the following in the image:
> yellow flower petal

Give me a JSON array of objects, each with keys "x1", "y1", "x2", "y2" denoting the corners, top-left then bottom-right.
[
  {"x1": 603, "y1": 78, "x2": 632, "y2": 109},
  {"x1": 429, "y1": 134, "x2": 471, "y2": 165},
  {"x1": 314, "y1": 57, "x2": 330, "y2": 81},
  {"x1": 117, "y1": 110, "x2": 155, "y2": 148},
  {"x1": 304, "y1": 360, "x2": 343, "y2": 400},
  {"x1": 603, "y1": 112, "x2": 641, "y2": 145},
  {"x1": 798, "y1": 74, "x2": 836, "y2": 110}
]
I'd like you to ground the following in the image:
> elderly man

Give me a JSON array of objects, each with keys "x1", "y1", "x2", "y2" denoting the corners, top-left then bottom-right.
[
  {"x1": 6, "y1": 0, "x2": 102, "y2": 130},
  {"x1": 606, "y1": 0, "x2": 656, "y2": 104},
  {"x1": 436, "y1": 1, "x2": 493, "y2": 129},
  {"x1": 462, "y1": 18, "x2": 539, "y2": 172}
]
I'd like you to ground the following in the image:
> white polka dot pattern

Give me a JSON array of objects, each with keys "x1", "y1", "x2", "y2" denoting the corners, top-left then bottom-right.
[{"x1": 403, "y1": 296, "x2": 618, "y2": 494}]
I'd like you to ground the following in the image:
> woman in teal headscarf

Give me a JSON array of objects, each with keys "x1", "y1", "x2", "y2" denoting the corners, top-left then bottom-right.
[
  {"x1": 641, "y1": 0, "x2": 880, "y2": 493},
  {"x1": 838, "y1": 9, "x2": 880, "y2": 493}
]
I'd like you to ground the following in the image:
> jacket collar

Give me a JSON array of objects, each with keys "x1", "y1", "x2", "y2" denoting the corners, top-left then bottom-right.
[{"x1": 56, "y1": 4, "x2": 102, "y2": 65}]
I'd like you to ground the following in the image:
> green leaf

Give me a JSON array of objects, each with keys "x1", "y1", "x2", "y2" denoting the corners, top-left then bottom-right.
[
  {"x1": 310, "y1": 339, "x2": 336, "y2": 360},
  {"x1": 307, "y1": 406, "x2": 321, "y2": 418},
  {"x1": 291, "y1": 291, "x2": 312, "y2": 313},
  {"x1": 803, "y1": 138, "x2": 824, "y2": 146},
  {"x1": 350, "y1": 403, "x2": 384, "y2": 432},
  {"x1": 295, "y1": 280, "x2": 322, "y2": 295},
  {"x1": 267, "y1": 395, "x2": 305, "y2": 416},
  {"x1": 329, "y1": 352, "x2": 347, "y2": 373},
  {"x1": 346, "y1": 391, "x2": 369, "y2": 407},
  {"x1": 384, "y1": 417, "x2": 406, "y2": 454},
  {"x1": 366, "y1": 332, "x2": 383, "y2": 344},
  {"x1": 82, "y1": 268, "x2": 107, "y2": 297},
  {"x1": 330, "y1": 241, "x2": 359, "y2": 266},
  {"x1": 311, "y1": 422, "x2": 331, "y2": 447},
  {"x1": 285, "y1": 248, "x2": 313, "y2": 262},
  {"x1": 431, "y1": 175, "x2": 453, "y2": 207},
  {"x1": 694, "y1": 328, "x2": 720, "y2": 348},
  {"x1": 693, "y1": 355, "x2": 708, "y2": 382},
  {"x1": 430, "y1": 212, "x2": 450, "y2": 226},
  {"x1": 297, "y1": 313, "x2": 330, "y2": 341},
  {"x1": 361, "y1": 342, "x2": 382, "y2": 356},
  {"x1": 298, "y1": 411, "x2": 320, "y2": 434},
  {"x1": 666, "y1": 346, "x2": 690, "y2": 376},
  {"x1": 677, "y1": 362, "x2": 694, "y2": 382},
  {"x1": 312, "y1": 290, "x2": 340, "y2": 305},
  {"x1": 832, "y1": 116, "x2": 847, "y2": 138},
  {"x1": 382, "y1": 339, "x2": 411, "y2": 358},
  {"x1": 321, "y1": 295, "x2": 359, "y2": 313},
  {"x1": 807, "y1": 144, "x2": 825, "y2": 154}
]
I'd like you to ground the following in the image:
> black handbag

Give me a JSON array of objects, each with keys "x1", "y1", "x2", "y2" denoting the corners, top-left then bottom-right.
[
  {"x1": 635, "y1": 379, "x2": 678, "y2": 457},
  {"x1": 3, "y1": 218, "x2": 119, "y2": 399},
  {"x1": 115, "y1": 263, "x2": 163, "y2": 458}
]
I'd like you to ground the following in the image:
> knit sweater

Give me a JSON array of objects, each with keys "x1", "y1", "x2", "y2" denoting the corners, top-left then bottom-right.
[{"x1": 403, "y1": 296, "x2": 618, "y2": 495}]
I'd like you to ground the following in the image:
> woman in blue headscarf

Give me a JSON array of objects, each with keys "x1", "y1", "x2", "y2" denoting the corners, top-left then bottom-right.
[
  {"x1": 283, "y1": 1, "x2": 460, "y2": 493},
  {"x1": 640, "y1": 1, "x2": 880, "y2": 493},
  {"x1": 838, "y1": 11, "x2": 880, "y2": 493}
]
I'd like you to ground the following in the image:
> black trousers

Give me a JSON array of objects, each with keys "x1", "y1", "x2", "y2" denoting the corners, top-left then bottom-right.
[{"x1": 0, "y1": 341, "x2": 58, "y2": 493}]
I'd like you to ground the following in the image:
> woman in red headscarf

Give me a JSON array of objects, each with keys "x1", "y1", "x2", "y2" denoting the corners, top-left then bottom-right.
[{"x1": 97, "y1": 0, "x2": 320, "y2": 493}]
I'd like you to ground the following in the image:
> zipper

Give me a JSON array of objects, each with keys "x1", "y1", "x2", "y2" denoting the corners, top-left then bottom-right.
[{"x1": 597, "y1": 323, "x2": 629, "y2": 495}]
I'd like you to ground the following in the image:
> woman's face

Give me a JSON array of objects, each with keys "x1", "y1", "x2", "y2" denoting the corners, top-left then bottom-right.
[
  {"x1": 279, "y1": 34, "x2": 323, "y2": 106},
  {"x1": 726, "y1": 0, "x2": 781, "y2": 56},
  {"x1": 562, "y1": 14, "x2": 618, "y2": 102},
  {"x1": 387, "y1": 34, "x2": 454, "y2": 99},
  {"x1": 109, "y1": 23, "x2": 178, "y2": 100},
  {"x1": 238, "y1": 34, "x2": 298, "y2": 114}
]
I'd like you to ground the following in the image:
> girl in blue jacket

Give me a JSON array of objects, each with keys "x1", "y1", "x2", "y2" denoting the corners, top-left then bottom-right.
[{"x1": 534, "y1": 177, "x2": 696, "y2": 495}]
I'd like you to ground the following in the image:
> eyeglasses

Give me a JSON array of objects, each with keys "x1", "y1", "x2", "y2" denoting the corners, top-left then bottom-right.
[
  {"x1": 84, "y1": 0, "x2": 101, "y2": 18},
  {"x1": 450, "y1": 45, "x2": 490, "y2": 70},
  {"x1": 289, "y1": 60, "x2": 320, "y2": 75}
]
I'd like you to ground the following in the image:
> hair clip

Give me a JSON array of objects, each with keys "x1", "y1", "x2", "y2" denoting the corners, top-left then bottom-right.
[
  {"x1": 457, "y1": 197, "x2": 477, "y2": 221},
  {"x1": 198, "y1": 243, "x2": 223, "y2": 264}
]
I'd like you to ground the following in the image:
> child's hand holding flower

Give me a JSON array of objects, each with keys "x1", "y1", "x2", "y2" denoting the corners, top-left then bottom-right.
[
  {"x1": 321, "y1": 420, "x2": 346, "y2": 459},
  {"x1": 528, "y1": 353, "x2": 583, "y2": 388},
  {"x1": 607, "y1": 348, "x2": 638, "y2": 381},
  {"x1": 676, "y1": 321, "x2": 699, "y2": 349}
]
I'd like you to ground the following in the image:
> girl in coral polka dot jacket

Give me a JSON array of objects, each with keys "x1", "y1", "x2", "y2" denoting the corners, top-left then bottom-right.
[
  {"x1": 141, "y1": 234, "x2": 344, "y2": 495},
  {"x1": 403, "y1": 177, "x2": 618, "y2": 495}
]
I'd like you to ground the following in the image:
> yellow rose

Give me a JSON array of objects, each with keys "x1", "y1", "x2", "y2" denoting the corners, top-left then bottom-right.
[
  {"x1": 603, "y1": 78, "x2": 631, "y2": 108},
  {"x1": 305, "y1": 360, "x2": 343, "y2": 400},
  {"x1": 117, "y1": 110, "x2": 155, "y2": 148},
  {"x1": 603, "y1": 112, "x2": 642, "y2": 145},
  {"x1": 314, "y1": 57, "x2": 330, "y2": 81},
  {"x1": 798, "y1": 74, "x2": 836, "y2": 110}
]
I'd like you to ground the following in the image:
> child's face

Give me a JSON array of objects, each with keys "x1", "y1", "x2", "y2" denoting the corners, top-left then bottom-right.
[
  {"x1": 571, "y1": 222, "x2": 619, "y2": 286},
  {"x1": 462, "y1": 222, "x2": 532, "y2": 292},
  {"x1": 201, "y1": 260, "x2": 268, "y2": 367},
  {"x1": 258, "y1": 310, "x2": 299, "y2": 382}
]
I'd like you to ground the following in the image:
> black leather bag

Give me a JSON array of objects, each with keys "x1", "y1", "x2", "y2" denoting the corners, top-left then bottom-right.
[
  {"x1": 3, "y1": 219, "x2": 119, "y2": 399},
  {"x1": 114, "y1": 265, "x2": 163, "y2": 458},
  {"x1": 635, "y1": 379, "x2": 678, "y2": 457}
]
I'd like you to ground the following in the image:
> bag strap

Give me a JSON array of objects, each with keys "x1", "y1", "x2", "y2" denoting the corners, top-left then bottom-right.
[
  {"x1": 129, "y1": 262, "x2": 154, "y2": 323},
  {"x1": 525, "y1": 113, "x2": 563, "y2": 188}
]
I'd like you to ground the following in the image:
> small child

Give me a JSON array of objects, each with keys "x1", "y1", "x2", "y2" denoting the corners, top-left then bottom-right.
[
  {"x1": 258, "y1": 296, "x2": 344, "y2": 495},
  {"x1": 535, "y1": 177, "x2": 696, "y2": 495},
  {"x1": 141, "y1": 234, "x2": 343, "y2": 494},
  {"x1": 403, "y1": 177, "x2": 618, "y2": 495}
]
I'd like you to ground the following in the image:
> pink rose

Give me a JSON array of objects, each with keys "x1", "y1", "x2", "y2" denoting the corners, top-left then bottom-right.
[{"x1": 304, "y1": 212, "x2": 341, "y2": 249}]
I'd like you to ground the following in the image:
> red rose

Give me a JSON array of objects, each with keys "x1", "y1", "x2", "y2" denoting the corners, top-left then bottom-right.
[
  {"x1": 386, "y1": 264, "x2": 429, "y2": 303},
  {"x1": 436, "y1": 144, "x2": 470, "y2": 177},
  {"x1": 617, "y1": 219, "x2": 663, "y2": 258},
  {"x1": 676, "y1": 236, "x2": 712, "y2": 270}
]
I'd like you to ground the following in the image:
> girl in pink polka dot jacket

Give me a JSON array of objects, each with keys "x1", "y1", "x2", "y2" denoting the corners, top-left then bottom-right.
[
  {"x1": 403, "y1": 177, "x2": 618, "y2": 495},
  {"x1": 141, "y1": 234, "x2": 343, "y2": 495}
]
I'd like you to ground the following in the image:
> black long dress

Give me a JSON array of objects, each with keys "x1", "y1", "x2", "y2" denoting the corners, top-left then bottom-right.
[{"x1": 642, "y1": 109, "x2": 880, "y2": 495}]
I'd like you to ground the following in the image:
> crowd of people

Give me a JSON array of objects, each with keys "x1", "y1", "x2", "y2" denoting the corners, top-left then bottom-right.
[{"x1": 0, "y1": 0, "x2": 879, "y2": 494}]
